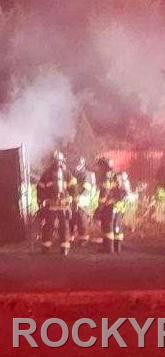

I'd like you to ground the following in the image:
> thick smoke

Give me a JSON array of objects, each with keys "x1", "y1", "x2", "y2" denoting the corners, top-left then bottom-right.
[
  {"x1": 89, "y1": 1, "x2": 165, "y2": 125},
  {"x1": 0, "y1": 3, "x2": 80, "y2": 165},
  {"x1": 0, "y1": 73, "x2": 78, "y2": 164},
  {"x1": 0, "y1": 0, "x2": 165, "y2": 162}
]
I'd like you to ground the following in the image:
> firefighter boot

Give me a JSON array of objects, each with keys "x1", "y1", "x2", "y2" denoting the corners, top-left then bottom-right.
[
  {"x1": 60, "y1": 247, "x2": 70, "y2": 257},
  {"x1": 103, "y1": 238, "x2": 115, "y2": 254},
  {"x1": 60, "y1": 242, "x2": 70, "y2": 257},
  {"x1": 102, "y1": 238, "x2": 109, "y2": 253},
  {"x1": 41, "y1": 223, "x2": 52, "y2": 254},
  {"x1": 104, "y1": 232, "x2": 115, "y2": 254},
  {"x1": 116, "y1": 240, "x2": 122, "y2": 255},
  {"x1": 110, "y1": 239, "x2": 115, "y2": 254}
]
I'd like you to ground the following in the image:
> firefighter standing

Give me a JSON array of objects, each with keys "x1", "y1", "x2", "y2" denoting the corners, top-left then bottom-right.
[
  {"x1": 107, "y1": 172, "x2": 128, "y2": 254},
  {"x1": 37, "y1": 150, "x2": 71, "y2": 256},
  {"x1": 94, "y1": 157, "x2": 116, "y2": 253},
  {"x1": 95, "y1": 158, "x2": 129, "y2": 254},
  {"x1": 95, "y1": 157, "x2": 115, "y2": 192},
  {"x1": 68, "y1": 157, "x2": 95, "y2": 244}
]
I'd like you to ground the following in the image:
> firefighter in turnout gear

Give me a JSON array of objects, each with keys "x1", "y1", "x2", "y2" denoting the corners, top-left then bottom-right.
[
  {"x1": 37, "y1": 150, "x2": 71, "y2": 256},
  {"x1": 95, "y1": 157, "x2": 115, "y2": 192},
  {"x1": 95, "y1": 158, "x2": 128, "y2": 254},
  {"x1": 68, "y1": 157, "x2": 95, "y2": 244},
  {"x1": 94, "y1": 157, "x2": 116, "y2": 252},
  {"x1": 107, "y1": 172, "x2": 128, "y2": 254}
]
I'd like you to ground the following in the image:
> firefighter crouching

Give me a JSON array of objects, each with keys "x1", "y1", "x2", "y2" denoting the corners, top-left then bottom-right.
[
  {"x1": 68, "y1": 157, "x2": 95, "y2": 245},
  {"x1": 37, "y1": 150, "x2": 71, "y2": 256}
]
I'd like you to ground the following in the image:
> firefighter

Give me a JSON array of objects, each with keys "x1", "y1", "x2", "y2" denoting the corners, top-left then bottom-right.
[
  {"x1": 37, "y1": 150, "x2": 71, "y2": 256},
  {"x1": 94, "y1": 157, "x2": 115, "y2": 222},
  {"x1": 95, "y1": 157, "x2": 115, "y2": 191},
  {"x1": 107, "y1": 172, "x2": 128, "y2": 254},
  {"x1": 68, "y1": 157, "x2": 95, "y2": 245},
  {"x1": 94, "y1": 157, "x2": 116, "y2": 253},
  {"x1": 121, "y1": 171, "x2": 132, "y2": 195}
]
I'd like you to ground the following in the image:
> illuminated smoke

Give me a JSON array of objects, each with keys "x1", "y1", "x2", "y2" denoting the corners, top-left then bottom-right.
[
  {"x1": 90, "y1": 1, "x2": 165, "y2": 123},
  {"x1": 0, "y1": 73, "x2": 78, "y2": 164},
  {"x1": 0, "y1": 0, "x2": 165, "y2": 160},
  {"x1": 0, "y1": 3, "x2": 80, "y2": 164}
]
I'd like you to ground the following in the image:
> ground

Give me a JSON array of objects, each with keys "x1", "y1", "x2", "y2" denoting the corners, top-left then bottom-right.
[
  {"x1": 0, "y1": 236, "x2": 165, "y2": 292},
  {"x1": 0, "y1": 236, "x2": 165, "y2": 356}
]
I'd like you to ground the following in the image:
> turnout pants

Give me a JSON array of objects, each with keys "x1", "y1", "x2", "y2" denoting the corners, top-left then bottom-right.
[
  {"x1": 95, "y1": 204, "x2": 124, "y2": 253},
  {"x1": 110, "y1": 210, "x2": 124, "y2": 241},
  {"x1": 69, "y1": 205, "x2": 89, "y2": 241},
  {"x1": 41, "y1": 207, "x2": 70, "y2": 252}
]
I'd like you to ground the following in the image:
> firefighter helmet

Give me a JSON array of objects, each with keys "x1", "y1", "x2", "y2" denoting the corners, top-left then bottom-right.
[
  {"x1": 114, "y1": 172, "x2": 122, "y2": 184},
  {"x1": 96, "y1": 156, "x2": 107, "y2": 167},
  {"x1": 121, "y1": 171, "x2": 128, "y2": 181},
  {"x1": 108, "y1": 159, "x2": 114, "y2": 170},
  {"x1": 96, "y1": 157, "x2": 114, "y2": 171}
]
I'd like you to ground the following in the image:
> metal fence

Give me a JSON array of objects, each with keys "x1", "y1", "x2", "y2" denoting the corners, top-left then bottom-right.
[{"x1": 98, "y1": 150, "x2": 165, "y2": 189}]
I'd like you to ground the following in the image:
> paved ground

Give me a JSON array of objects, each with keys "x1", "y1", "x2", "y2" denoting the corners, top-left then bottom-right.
[
  {"x1": 1, "y1": 237, "x2": 165, "y2": 356},
  {"x1": 0, "y1": 237, "x2": 165, "y2": 293}
]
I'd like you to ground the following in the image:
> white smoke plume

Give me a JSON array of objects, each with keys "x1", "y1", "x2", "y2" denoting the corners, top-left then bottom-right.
[
  {"x1": 90, "y1": 2, "x2": 165, "y2": 123},
  {"x1": 0, "y1": 0, "x2": 165, "y2": 158},
  {"x1": 0, "y1": 3, "x2": 81, "y2": 166},
  {"x1": 0, "y1": 73, "x2": 78, "y2": 164}
]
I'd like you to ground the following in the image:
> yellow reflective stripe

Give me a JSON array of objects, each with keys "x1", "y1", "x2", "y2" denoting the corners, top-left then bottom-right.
[
  {"x1": 68, "y1": 177, "x2": 77, "y2": 187},
  {"x1": 61, "y1": 241, "x2": 70, "y2": 248},
  {"x1": 83, "y1": 182, "x2": 91, "y2": 191},
  {"x1": 67, "y1": 196, "x2": 73, "y2": 204},
  {"x1": 103, "y1": 180, "x2": 116, "y2": 190},
  {"x1": 115, "y1": 233, "x2": 124, "y2": 241},
  {"x1": 114, "y1": 201, "x2": 126, "y2": 213},
  {"x1": 103, "y1": 181, "x2": 111, "y2": 189},
  {"x1": 105, "y1": 232, "x2": 114, "y2": 240},
  {"x1": 110, "y1": 181, "x2": 116, "y2": 189},
  {"x1": 78, "y1": 194, "x2": 90, "y2": 208}
]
